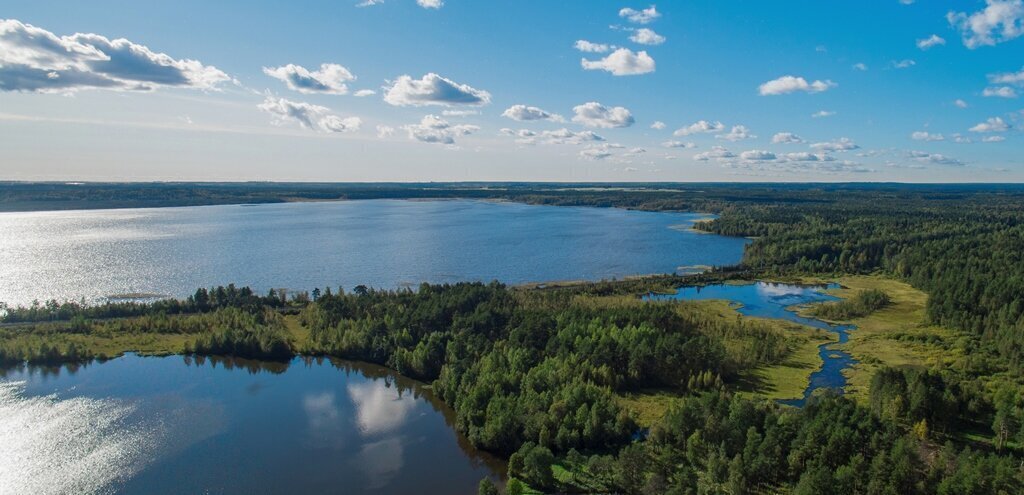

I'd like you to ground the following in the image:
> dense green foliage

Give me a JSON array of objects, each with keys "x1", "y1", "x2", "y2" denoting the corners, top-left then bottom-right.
[{"x1": 812, "y1": 288, "x2": 892, "y2": 320}]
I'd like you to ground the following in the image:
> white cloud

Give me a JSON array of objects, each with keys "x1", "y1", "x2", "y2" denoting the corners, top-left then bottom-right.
[
  {"x1": 989, "y1": 66, "x2": 1024, "y2": 85},
  {"x1": 263, "y1": 63, "x2": 355, "y2": 95},
  {"x1": 911, "y1": 131, "x2": 945, "y2": 141},
  {"x1": 357, "y1": 0, "x2": 384, "y2": 6},
  {"x1": 502, "y1": 127, "x2": 604, "y2": 145},
  {"x1": 916, "y1": 34, "x2": 946, "y2": 50},
  {"x1": 442, "y1": 109, "x2": 479, "y2": 117},
  {"x1": 983, "y1": 135, "x2": 1007, "y2": 142},
  {"x1": 650, "y1": 120, "x2": 666, "y2": 130},
  {"x1": 574, "y1": 40, "x2": 613, "y2": 53},
  {"x1": 353, "y1": 89, "x2": 376, "y2": 97},
  {"x1": 812, "y1": 110, "x2": 836, "y2": 118},
  {"x1": 661, "y1": 140, "x2": 696, "y2": 148},
  {"x1": 969, "y1": 116, "x2": 1010, "y2": 132},
  {"x1": 376, "y1": 125, "x2": 395, "y2": 138},
  {"x1": 674, "y1": 120, "x2": 724, "y2": 136},
  {"x1": 693, "y1": 146, "x2": 735, "y2": 161},
  {"x1": 716, "y1": 125, "x2": 755, "y2": 141},
  {"x1": 0, "y1": 19, "x2": 230, "y2": 93},
  {"x1": 853, "y1": 63, "x2": 868, "y2": 71},
  {"x1": 619, "y1": 5, "x2": 660, "y2": 24},
  {"x1": 630, "y1": 28, "x2": 666, "y2": 45},
  {"x1": 501, "y1": 104, "x2": 563, "y2": 122},
  {"x1": 383, "y1": 73, "x2": 490, "y2": 107},
  {"x1": 909, "y1": 150, "x2": 964, "y2": 166},
  {"x1": 781, "y1": 152, "x2": 834, "y2": 162},
  {"x1": 892, "y1": 59, "x2": 916, "y2": 69},
  {"x1": 810, "y1": 137, "x2": 859, "y2": 152},
  {"x1": 571, "y1": 101, "x2": 635, "y2": 128},
  {"x1": 581, "y1": 48, "x2": 655, "y2": 76},
  {"x1": 947, "y1": 0, "x2": 1024, "y2": 48},
  {"x1": 954, "y1": 98, "x2": 969, "y2": 108},
  {"x1": 758, "y1": 75, "x2": 836, "y2": 95},
  {"x1": 579, "y1": 143, "x2": 624, "y2": 160},
  {"x1": 416, "y1": 0, "x2": 443, "y2": 9},
  {"x1": 739, "y1": 150, "x2": 776, "y2": 161},
  {"x1": 258, "y1": 96, "x2": 361, "y2": 133},
  {"x1": 983, "y1": 86, "x2": 1018, "y2": 98},
  {"x1": 952, "y1": 133, "x2": 973, "y2": 143},
  {"x1": 772, "y1": 132, "x2": 804, "y2": 144},
  {"x1": 402, "y1": 115, "x2": 478, "y2": 145}
]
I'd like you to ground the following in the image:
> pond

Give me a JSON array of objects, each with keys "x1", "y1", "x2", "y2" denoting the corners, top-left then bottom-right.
[{"x1": 0, "y1": 354, "x2": 503, "y2": 495}]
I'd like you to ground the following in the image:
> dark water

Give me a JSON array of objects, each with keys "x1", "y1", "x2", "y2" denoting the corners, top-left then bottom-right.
[
  {"x1": 0, "y1": 200, "x2": 748, "y2": 306},
  {"x1": 654, "y1": 282, "x2": 856, "y2": 406},
  {"x1": 0, "y1": 355, "x2": 503, "y2": 495}
]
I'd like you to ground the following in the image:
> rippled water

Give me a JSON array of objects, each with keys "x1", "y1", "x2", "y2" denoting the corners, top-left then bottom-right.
[
  {"x1": 0, "y1": 355, "x2": 503, "y2": 495},
  {"x1": 0, "y1": 200, "x2": 748, "y2": 306},
  {"x1": 654, "y1": 282, "x2": 857, "y2": 406}
]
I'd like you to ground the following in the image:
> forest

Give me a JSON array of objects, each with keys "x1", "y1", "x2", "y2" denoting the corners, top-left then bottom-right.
[{"x1": 2, "y1": 183, "x2": 1024, "y2": 493}]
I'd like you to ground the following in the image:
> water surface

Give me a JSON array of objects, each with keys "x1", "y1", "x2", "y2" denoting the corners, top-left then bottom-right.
[
  {"x1": 0, "y1": 200, "x2": 747, "y2": 306},
  {"x1": 0, "y1": 355, "x2": 501, "y2": 495},
  {"x1": 655, "y1": 282, "x2": 856, "y2": 406}
]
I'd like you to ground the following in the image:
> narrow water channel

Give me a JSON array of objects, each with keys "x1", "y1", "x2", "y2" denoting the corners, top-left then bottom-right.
[{"x1": 653, "y1": 281, "x2": 857, "y2": 406}]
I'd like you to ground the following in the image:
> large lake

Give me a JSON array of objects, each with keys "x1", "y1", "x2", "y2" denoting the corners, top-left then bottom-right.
[
  {"x1": 0, "y1": 355, "x2": 504, "y2": 495},
  {"x1": 0, "y1": 199, "x2": 748, "y2": 306}
]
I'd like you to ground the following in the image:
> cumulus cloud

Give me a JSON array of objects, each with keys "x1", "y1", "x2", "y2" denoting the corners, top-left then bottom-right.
[
  {"x1": 258, "y1": 96, "x2": 361, "y2": 133},
  {"x1": 0, "y1": 19, "x2": 230, "y2": 93},
  {"x1": 716, "y1": 125, "x2": 755, "y2": 141},
  {"x1": 810, "y1": 137, "x2": 860, "y2": 152},
  {"x1": 909, "y1": 150, "x2": 964, "y2": 166},
  {"x1": 781, "y1": 152, "x2": 834, "y2": 162},
  {"x1": 989, "y1": 66, "x2": 1024, "y2": 85},
  {"x1": 579, "y1": 143, "x2": 624, "y2": 160},
  {"x1": 417, "y1": 0, "x2": 443, "y2": 8},
  {"x1": 383, "y1": 73, "x2": 490, "y2": 107},
  {"x1": 758, "y1": 75, "x2": 836, "y2": 95},
  {"x1": 630, "y1": 28, "x2": 666, "y2": 45},
  {"x1": 501, "y1": 127, "x2": 604, "y2": 145},
  {"x1": 650, "y1": 120, "x2": 666, "y2": 130},
  {"x1": 693, "y1": 146, "x2": 735, "y2": 161},
  {"x1": 575, "y1": 40, "x2": 613, "y2": 53},
  {"x1": 947, "y1": 0, "x2": 1024, "y2": 48},
  {"x1": 661, "y1": 140, "x2": 696, "y2": 148},
  {"x1": 353, "y1": 89, "x2": 376, "y2": 97},
  {"x1": 969, "y1": 116, "x2": 1010, "y2": 132},
  {"x1": 916, "y1": 34, "x2": 946, "y2": 50},
  {"x1": 954, "y1": 98, "x2": 969, "y2": 108},
  {"x1": 912, "y1": 131, "x2": 945, "y2": 141},
  {"x1": 983, "y1": 86, "x2": 1018, "y2": 98},
  {"x1": 892, "y1": 59, "x2": 916, "y2": 69},
  {"x1": 501, "y1": 104, "x2": 563, "y2": 122},
  {"x1": 402, "y1": 115, "x2": 478, "y2": 145},
  {"x1": 619, "y1": 5, "x2": 660, "y2": 24},
  {"x1": 571, "y1": 101, "x2": 635, "y2": 128},
  {"x1": 983, "y1": 135, "x2": 1007, "y2": 142},
  {"x1": 812, "y1": 110, "x2": 836, "y2": 118},
  {"x1": 357, "y1": 0, "x2": 385, "y2": 6},
  {"x1": 772, "y1": 132, "x2": 804, "y2": 144},
  {"x1": 739, "y1": 150, "x2": 776, "y2": 161},
  {"x1": 674, "y1": 120, "x2": 724, "y2": 136},
  {"x1": 952, "y1": 133, "x2": 973, "y2": 143},
  {"x1": 853, "y1": 63, "x2": 868, "y2": 71},
  {"x1": 263, "y1": 63, "x2": 355, "y2": 95},
  {"x1": 581, "y1": 48, "x2": 655, "y2": 76},
  {"x1": 376, "y1": 125, "x2": 395, "y2": 138}
]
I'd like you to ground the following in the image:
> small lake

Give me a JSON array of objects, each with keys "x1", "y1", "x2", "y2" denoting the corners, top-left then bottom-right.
[
  {"x1": 654, "y1": 282, "x2": 856, "y2": 406},
  {"x1": 0, "y1": 354, "x2": 503, "y2": 495},
  {"x1": 0, "y1": 200, "x2": 748, "y2": 306}
]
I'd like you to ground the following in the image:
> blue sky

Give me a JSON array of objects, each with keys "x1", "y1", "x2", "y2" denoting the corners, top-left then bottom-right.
[{"x1": 1, "y1": 0, "x2": 1023, "y2": 181}]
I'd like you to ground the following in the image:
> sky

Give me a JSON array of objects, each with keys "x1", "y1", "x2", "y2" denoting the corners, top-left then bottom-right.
[{"x1": 1, "y1": 0, "x2": 1023, "y2": 182}]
